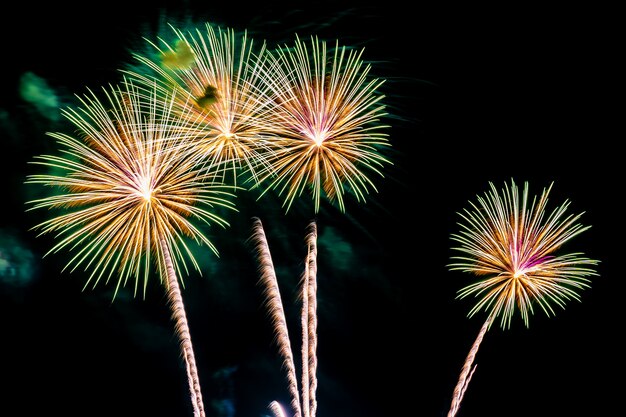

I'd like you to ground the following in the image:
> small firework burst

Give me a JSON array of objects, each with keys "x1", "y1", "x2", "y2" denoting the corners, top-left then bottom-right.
[
  {"x1": 124, "y1": 22, "x2": 277, "y2": 187},
  {"x1": 449, "y1": 179, "x2": 599, "y2": 329},
  {"x1": 25, "y1": 77, "x2": 236, "y2": 298},
  {"x1": 255, "y1": 35, "x2": 392, "y2": 213}
]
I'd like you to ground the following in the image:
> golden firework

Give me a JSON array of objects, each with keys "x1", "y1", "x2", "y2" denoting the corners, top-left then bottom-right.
[
  {"x1": 449, "y1": 179, "x2": 599, "y2": 329},
  {"x1": 125, "y1": 22, "x2": 277, "y2": 187},
  {"x1": 26, "y1": 79, "x2": 236, "y2": 297},
  {"x1": 255, "y1": 35, "x2": 392, "y2": 213}
]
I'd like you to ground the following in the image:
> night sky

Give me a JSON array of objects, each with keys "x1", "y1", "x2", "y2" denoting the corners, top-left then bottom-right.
[{"x1": 1, "y1": 2, "x2": 621, "y2": 416}]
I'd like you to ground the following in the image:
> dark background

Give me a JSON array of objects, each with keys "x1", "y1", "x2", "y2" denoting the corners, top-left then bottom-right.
[{"x1": 1, "y1": 1, "x2": 621, "y2": 416}]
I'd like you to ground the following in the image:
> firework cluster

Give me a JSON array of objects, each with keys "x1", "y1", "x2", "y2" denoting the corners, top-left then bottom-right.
[
  {"x1": 123, "y1": 22, "x2": 391, "y2": 213},
  {"x1": 25, "y1": 20, "x2": 391, "y2": 417},
  {"x1": 26, "y1": 21, "x2": 393, "y2": 296},
  {"x1": 22, "y1": 16, "x2": 600, "y2": 417}
]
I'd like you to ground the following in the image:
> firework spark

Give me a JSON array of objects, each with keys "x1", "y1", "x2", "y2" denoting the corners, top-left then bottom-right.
[
  {"x1": 124, "y1": 22, "x2": 277, "y2": 187},
  {"x1": 446, "y1": 179, "x2": 598, "y2": 417},
  {"x1": 251, "y1": 218, "x2": 319, "y2": 417},
  {"x1": 26, "y1": 78, "x2": 237, "y2": 417},
  {"x1": 254, "y1": 35, "x2": 392, "y2": 213}
]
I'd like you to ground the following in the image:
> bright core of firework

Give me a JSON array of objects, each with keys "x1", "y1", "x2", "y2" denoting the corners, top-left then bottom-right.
[
  {"x1": 449, "y1": 179, "x2": 599, "y2": 329},
  {"x1": 309, "y1": 130, "x2": 328, "y2": 147},
  {"x1": 137, "y1": 177, "x2": 154, "y2": 202}
]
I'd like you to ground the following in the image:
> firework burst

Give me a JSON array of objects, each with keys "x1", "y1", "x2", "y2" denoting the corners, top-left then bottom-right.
[
  {"x1": 446, "y1": 179, "x2": 598, "y2": 417},
  {"x1": 255, "y1": 35, "x2": 392, "y2": 213},
  {"x1": 449, "y1": 179, "x2": 598, "y2": 329},
  {"x1": 125, "y1": 22, "x2": 277, "y2": 187},
  {"x1": 26, "y1": 78, "x2": 237, "y2": 417},
  {"x1": 26, "y1": 79, "x2": 236, "y2": 296}
]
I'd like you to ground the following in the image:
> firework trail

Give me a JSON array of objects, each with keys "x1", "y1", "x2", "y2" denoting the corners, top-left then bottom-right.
[
  {"x1": 447, "y1": 316, "x2": 490, "y2": 417},
  {"x1": 254, "y1": 34, "x2": 392, "y2": 213},
  {"x1": 303, "y1": 222, "x2": 318, "y2": 417},
  {"x1": 446, "y1": 179, "x2": 599, "y2": 416},
  {"x1": 25, "y1": 78, "x2": 237, "y2": 417},
  {"x1": 269, "y1": 401, "x2": 288, "y2": 417},
  {"x1": 251, "y1": 218, "x2": 319, "y2": 417},
  {"x1": 251, "y1": 217, "x2": 302, "y2": 417}
]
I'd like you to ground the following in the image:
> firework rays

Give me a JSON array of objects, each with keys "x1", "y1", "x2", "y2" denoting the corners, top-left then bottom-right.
[
  {"x1": 125, "y1": 22, "x2": 277, "y2": 187},
  {"x1": 449, "y1": 179, "x2": 598, "y2": 329},
  {"x1": 255, "y1": 35, "x2": 392, "y2": 213}
]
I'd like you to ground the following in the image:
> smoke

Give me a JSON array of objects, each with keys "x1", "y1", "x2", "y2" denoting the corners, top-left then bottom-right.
[
  {"x1": 0, "y1": 228, "x2": 37, "y2": 288},
  {"x1": 18, "y1": 71, "x2": 61, "y2": 122}
]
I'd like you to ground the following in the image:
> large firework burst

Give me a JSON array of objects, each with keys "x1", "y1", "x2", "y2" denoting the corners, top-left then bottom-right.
[
  {"x1": 26, "y1": 78, "x2": 237, "y2": 417},
  {"x1": 255, "y1": 35, "x2": 392, "y2": 213},
  {"x1": 449, "y1": 179, "x2": 598, "y2": 329},
  {"x1": 124, "y1": 22, "x2": 276, "y2": 187},
  {"x1": 26, "y1": 79, "x2": 235, "y2": 296}
]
